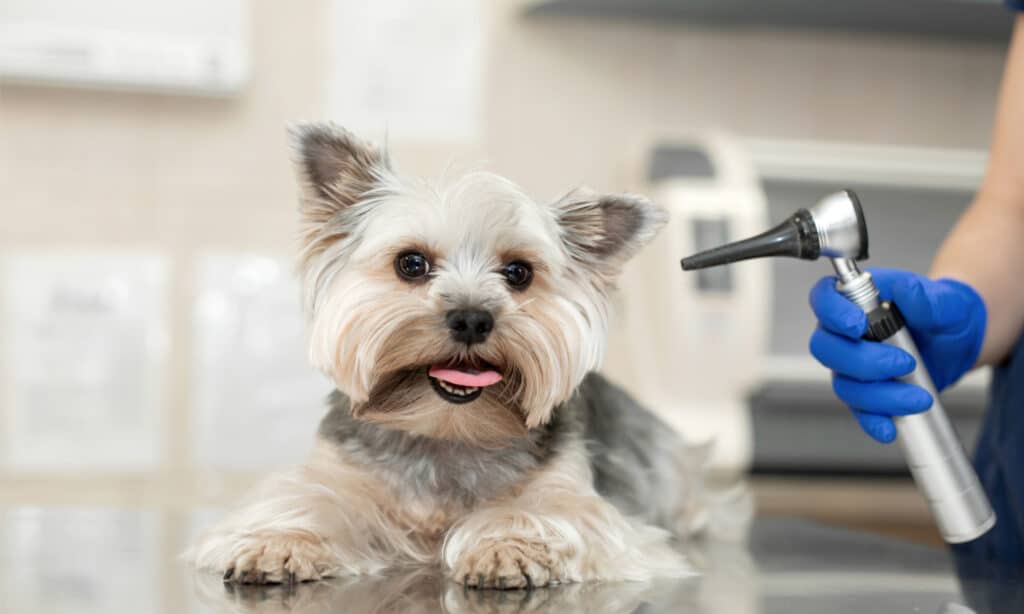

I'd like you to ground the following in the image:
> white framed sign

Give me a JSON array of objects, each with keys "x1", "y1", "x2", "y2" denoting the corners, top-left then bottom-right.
[
  {"x1": 327, "y1": 0, "x2": 486, "y2": 142},
  {"x1": 1, "y1": 251, "x2": 168, "y2": 471}
]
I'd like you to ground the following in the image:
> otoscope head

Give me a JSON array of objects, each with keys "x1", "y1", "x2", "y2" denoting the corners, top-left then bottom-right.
[
  {"x1": 808, "y1": 189, "x2": 868, "y2": 260},
  {"x1": 680, "y1": 189, "x2": 868, "y2": 270}
]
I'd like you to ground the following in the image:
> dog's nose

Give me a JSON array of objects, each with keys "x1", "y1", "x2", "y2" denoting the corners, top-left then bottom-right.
[{"x1": 446, "y1": 309, "x2": 494, "y2": 345}]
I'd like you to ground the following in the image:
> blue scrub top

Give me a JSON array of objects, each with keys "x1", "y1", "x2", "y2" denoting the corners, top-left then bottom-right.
[
  {"x1": 952, "y1": 332, "x2": 1024, "y2": 609},
  {"x1": 959, "y1": 332, "x2": 1024, "y2": 567}
]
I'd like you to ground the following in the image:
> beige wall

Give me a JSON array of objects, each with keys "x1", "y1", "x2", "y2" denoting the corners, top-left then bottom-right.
[
  {"x1": 0, "y1": 2, "x2": 1006, "y2": 243},
  {"x1": 480, "y1": 5, "x2": 1005, "y2": 196},
  {"x1": 0, "y1": 0, "x2": 1009, "y2": 501}
]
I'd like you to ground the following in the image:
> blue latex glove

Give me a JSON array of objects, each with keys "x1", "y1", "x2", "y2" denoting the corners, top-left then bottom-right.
[{"x1": 808, "y1": 268, "x2": 986, "y2": 444}]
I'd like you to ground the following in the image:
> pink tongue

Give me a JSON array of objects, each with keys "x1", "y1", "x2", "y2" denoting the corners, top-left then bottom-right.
[{"x1": 429, "y1": 365, "x2": 503, "y2": 388}]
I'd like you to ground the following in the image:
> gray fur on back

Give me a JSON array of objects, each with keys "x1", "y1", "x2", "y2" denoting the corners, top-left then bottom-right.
[
  {"x1": 579, "y1": 372, "x2": 698, "y2": 531},
  {"x1": 318, "y1": 372, "x2": 693, "y2": 531}
]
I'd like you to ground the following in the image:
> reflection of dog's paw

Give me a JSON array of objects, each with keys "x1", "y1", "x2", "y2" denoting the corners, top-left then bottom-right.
[
  {"x1": 453, "y1": 539, "x2": 566, "y2": 589},
  {"x1": 213, "y1": 533, "x2": 337, "y2": 585}
]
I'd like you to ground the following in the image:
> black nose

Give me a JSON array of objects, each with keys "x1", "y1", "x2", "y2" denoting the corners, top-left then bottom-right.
[{"x1": 446, "y1": 309, "x2": 494, "y2": 345}]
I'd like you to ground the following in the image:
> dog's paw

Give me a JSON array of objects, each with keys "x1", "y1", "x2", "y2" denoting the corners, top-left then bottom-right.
[
  {"x1": 209, "y1": 533, "x2": 337, "y2": 585},
  {"x1": 453, "y1": 539, "x2": 566, "y2": 590}
]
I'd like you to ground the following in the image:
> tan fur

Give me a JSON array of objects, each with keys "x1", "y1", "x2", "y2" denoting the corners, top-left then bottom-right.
[
  {"x1": 189, "y1": 437, "x2": 689, "y2": 587},
  {"x1": 188, "y1": 439, "x2": 440, "y2": 580},
  {"x1": 359, "y1": 395, "x2": 530, "y2": 447},
  {"x1": 442, "y1": 440, "x2": 688, "y2": 587}
]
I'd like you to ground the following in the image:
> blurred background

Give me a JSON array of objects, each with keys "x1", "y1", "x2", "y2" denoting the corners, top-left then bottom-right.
[{"x1": 0, "y1": 1, "x2": 1016, "y2": 606}]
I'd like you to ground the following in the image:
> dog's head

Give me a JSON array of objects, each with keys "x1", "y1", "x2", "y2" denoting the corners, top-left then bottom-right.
[{"x1": 291, "y1": 123, "x2": 666, "y2": 445}]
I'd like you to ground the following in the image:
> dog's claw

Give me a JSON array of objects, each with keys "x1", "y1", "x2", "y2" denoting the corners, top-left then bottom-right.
[
  {"x1": 477, "y1": 573, "x2": 486, "y2": 589},
  {"x1": 288, "y1": 571, "x2": 297, "y2": 587},
  {"x1": 524, "y1": 573, "x2": 533, "y2": 590},
  {"x1": 223, "y1": 567, "x2": 235, "y2": 582},
  {"x1": 497, "y1": 576, "x2": 507, "y2": 590}
]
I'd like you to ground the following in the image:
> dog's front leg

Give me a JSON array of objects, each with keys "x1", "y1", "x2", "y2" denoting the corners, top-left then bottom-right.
[
  {"x1": 442, "y1": 444, "x2": 691, "y2": 589},
  {"x1": 188, "y1": 440, "x2": 406, "y2": 584}
]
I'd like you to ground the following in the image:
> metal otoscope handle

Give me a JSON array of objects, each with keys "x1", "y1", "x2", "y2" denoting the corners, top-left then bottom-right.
[{"x1": 831, "y1": 258, "x2": 996, "y2": 543}]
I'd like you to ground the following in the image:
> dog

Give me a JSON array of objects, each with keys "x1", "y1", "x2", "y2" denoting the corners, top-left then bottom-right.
[{"x1": 188, "y1": 123, "x2": 721, "y2": 589}]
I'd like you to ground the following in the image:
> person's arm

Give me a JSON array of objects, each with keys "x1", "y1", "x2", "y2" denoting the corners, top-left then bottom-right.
[
  {"x1": 931, "y1": 15, "x2": 1024, "y2": 366},
  {"x1": 806, "y1": 16, "x2": 1024, "y2": 443}
]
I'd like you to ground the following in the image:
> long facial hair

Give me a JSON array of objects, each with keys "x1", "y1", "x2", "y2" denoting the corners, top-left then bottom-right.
[{"x1": 305, "y1": 261, "x2": 609, "y2": 447}]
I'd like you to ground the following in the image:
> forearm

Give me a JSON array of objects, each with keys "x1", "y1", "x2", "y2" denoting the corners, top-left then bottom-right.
[
  {"x1": 930, "y1": 15, "x2": 1024, "y2": 366},
  {"x1": 931, "y1": 198, "x2": 1024, "y2": 365}
]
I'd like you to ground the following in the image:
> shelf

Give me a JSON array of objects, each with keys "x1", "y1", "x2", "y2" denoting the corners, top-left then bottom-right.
[
  {"x1": 523, "y1": 0, "x2": 1015, "y2": 43},
  {"x1": 751, "y1": 476, "x2": 942, "y2": 544},
  {"x1": 749, "y1": 380, "x2": 986, "y2": 474},
  {"x1": 745, "y1": 139, "x2": 988, "y2": 192}
]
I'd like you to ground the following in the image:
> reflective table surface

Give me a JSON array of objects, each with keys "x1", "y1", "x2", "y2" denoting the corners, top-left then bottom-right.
[{"x1": 1, "y1": 507, "x2": 1019, "y2": 613}]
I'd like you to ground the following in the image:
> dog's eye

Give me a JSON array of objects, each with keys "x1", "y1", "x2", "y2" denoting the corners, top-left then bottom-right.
[
  {"x1": 502, "y1": 261, "x2": 533, "y2": 290},
  {"x1": 395, "y1": 251, "x2": 431, "y2": 281}
]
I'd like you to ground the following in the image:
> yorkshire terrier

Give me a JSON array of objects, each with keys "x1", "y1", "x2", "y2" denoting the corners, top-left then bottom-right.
[{"x1": 188, "y1": 123, "x2": 717, "y2": 589}]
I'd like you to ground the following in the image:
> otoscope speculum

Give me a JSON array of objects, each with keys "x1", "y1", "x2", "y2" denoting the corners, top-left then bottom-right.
[{"x1": 679, "y1": 189, "x2": 868, "y2": 271}]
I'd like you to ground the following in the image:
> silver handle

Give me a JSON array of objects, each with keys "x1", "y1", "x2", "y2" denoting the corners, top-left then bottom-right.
[
  {"x1": 833, "y1": 261, "x2": 995, "y2": 543},
  {"x1": 886, "y1": 328, "x2": 995, "y2": 543}
]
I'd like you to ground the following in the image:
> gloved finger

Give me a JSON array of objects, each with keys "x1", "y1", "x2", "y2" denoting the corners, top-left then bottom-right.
[
  {"x1": 851, "y1": 410, "x2": 898, "y2": 444},
  {"x1": 891, "y1": 275, "x2": 976, "y2": 333},
  {"x1": 809, "y1": 276, "x2": 867, "y2": 339},
  {"x1": 832, "y1": 374, "x2": 934, "y2": 416},
  {"x1": 810, "y1": 327, "x2": 916, "y2": 381}
]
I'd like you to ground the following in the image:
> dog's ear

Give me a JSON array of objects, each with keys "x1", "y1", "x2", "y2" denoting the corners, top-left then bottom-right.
[
  {"x1": 551, "y1": 188, "x2": 667, "y2": 269},
  {"x1": 288, "y1": 122, "x2": 386, "y2": 223}
]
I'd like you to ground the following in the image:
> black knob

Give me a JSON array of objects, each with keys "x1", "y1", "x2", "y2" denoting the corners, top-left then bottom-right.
[{"x1": 863, "y1": 301, "x2": 905, "y2": 342}]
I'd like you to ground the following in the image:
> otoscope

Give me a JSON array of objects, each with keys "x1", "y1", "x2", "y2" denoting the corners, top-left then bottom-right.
[{"x1": 681, "y1": 190, "x2": 995, "y2": 544}]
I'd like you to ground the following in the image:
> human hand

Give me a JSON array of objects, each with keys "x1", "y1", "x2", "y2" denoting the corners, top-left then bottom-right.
[{"x1": 808, "y1": 268, "x2": 986, "y2": 443}]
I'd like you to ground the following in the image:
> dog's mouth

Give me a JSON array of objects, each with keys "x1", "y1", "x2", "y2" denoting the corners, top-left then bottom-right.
[{"x1": 427, "y1": 361, "x2": 503, "y2": 405}]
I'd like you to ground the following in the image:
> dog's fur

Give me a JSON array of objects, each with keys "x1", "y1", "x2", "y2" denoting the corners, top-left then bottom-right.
[{"x1": 188, "y1": 123, "x2": 714, "y2": 589}]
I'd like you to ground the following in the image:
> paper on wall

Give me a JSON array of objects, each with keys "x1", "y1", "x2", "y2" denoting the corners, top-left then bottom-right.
[
  {"x1": 191, "y1": 253, "x2": 332, "y2": 470},
  {"x1": 1, "y1": 251, "x2": 168, "y2": 471},
  {"x1": 0, "y1": 508, "x2": 160, "y2": 614},
  {"x1": 326, "y1": 0, "x2": 485, "y2": 142}
]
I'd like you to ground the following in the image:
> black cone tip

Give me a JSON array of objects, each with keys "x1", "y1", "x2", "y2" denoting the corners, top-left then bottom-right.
[{"x1": 680, "y1": 210, "x2": 819, "y2": 270}]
